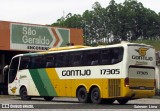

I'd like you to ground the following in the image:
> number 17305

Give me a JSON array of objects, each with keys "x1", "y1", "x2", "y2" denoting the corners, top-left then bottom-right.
[{"x1": 100, "y1": 69, "x2": 120, "y2": 75}]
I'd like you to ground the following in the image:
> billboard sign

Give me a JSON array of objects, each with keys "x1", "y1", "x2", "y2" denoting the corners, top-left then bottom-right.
[{"x1": 10, "y1": 23, "x2": 70, "y2": 51}]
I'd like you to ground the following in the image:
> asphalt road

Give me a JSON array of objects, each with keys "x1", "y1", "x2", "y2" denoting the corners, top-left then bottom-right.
[{"x1": 0, "y1": 96, "x2": 160, "y2": 111}]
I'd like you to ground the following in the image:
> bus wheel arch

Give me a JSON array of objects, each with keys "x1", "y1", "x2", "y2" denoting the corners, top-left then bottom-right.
[
  {"x1": 76, "y1": 85, "x2": 90, "y2": 103},
  {"x1": 19, "y1": 86, "x2": 31, "y2": 100},
  {"x1": 89, "y1": 85, "x2": 102, "y2": 104}
]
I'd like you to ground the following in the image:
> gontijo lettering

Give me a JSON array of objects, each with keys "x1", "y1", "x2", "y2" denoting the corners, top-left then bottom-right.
[
  {"x1": 132, "y1": 47, "x2": 153, "y2": 61},
  {"x1": 62, "y1": 69, "x2": 91, "y2": 76},
  {"x1": 132, "y1": 55, "x2": 153, "y2": 61}
]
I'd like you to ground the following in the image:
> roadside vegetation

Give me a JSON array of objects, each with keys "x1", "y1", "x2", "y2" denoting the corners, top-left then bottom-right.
[
  {"x1": 133, "y1": 40, "x2": 160, "y2": 51},
  {"x1": 51, "y1": 0, "x2": 160, "y2": 50}
]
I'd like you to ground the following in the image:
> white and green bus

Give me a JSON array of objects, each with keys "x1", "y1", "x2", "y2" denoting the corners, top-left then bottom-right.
[{"x1": 7, "y1": 42, "x2": 156, "y2": 104}]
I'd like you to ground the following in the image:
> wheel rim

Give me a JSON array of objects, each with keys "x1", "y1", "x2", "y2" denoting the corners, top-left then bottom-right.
[
  {"x1": 20, "y1": 88, "x2": 30, "y2": 100},
  {"x1": 77, "y1": 87, "x2": 89, "y2": 103},
  {"x1": 80, "y1": 90, "x2": 86, "y2": 99},
  {"x1": 92, "y1": 90, "x2": 99, "y2": 101},
  {"x1": 22, "y1": 90, "x2": 27, "y2": 99}
]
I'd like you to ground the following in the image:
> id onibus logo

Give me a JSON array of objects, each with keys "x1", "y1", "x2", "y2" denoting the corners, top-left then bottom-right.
[{"x1": 135, "y1": 48, "x2": 148, "y2": 56}]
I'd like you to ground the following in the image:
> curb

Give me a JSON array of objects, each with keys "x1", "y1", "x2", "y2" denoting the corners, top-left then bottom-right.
[
  {"x1": 0, "y1": 95, "x2": 17, "y2": 98},
  {"x1": 152, "y1": 96, "x2": 160, "y2": 99}
]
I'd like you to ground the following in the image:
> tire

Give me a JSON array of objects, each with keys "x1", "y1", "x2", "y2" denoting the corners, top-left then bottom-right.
[
  {"x1": 44, "y1": 97, "x2": 54, "y2": 101},
  {"x1": 90, "y1": 87, "x2": 102, "y2": 104},
  {"x1": 20, "y1": 87, "x2": 31, "y2": 100},
  {"x1": 117, "y1": 99, "x2": 129, "y2": 105},
  {"x1": 77, "y1": 87, "x2": 90, "y2": 103}
]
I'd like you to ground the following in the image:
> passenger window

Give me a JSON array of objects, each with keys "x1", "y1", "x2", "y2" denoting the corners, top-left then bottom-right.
[
  {"x1": 19, "y1": 56, "x2": 30, "y2": 70},
  {"x1": 45, "y1": 54, "x2": 55, "y2": 68},
  {"x1": 111, "y1": 48, "x2": 123, "y2": 64},
  {"x1": 101, "y1": 49, "x2": 111, "y2": 65},
  {"x1": 55, "y1": 53, "x2": 69, "y2": 67},
  {"x1": 70, "y1": 52, "x2": 84, "y2": 67},
  {"x1": 29, "y1": 55, "x2": 45, "y2": 69},
  {"x1": 100, "y1": 47, "x2": 123, "y2": 65},
  {"x1": 85, "y1": 50, "x2": 99, "y2": 66}
]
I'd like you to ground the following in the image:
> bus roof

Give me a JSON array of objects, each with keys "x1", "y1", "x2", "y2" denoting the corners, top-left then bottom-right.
[
  {"x1": 48, "y1": 45, "x2": 91, "y2": 51},
  {"x1": 12, "y1": 42, "x2": 154, "y2": 57}
]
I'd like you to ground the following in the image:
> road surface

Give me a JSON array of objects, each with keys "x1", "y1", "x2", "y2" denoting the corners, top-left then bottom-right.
[{"x1": 0, "y1": 96, "x2": 160, "y2": 111}]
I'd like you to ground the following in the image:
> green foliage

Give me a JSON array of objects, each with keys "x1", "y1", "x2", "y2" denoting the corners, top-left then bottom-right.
[
  {"x1": 51, "y1": 0, "x2": 160, "y2": 46},
  {"x1": 132, "y1": 40, "x2": 160, "y2": 51}
]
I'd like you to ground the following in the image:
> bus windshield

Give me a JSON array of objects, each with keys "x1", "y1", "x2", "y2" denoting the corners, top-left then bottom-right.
[{"x1": 8, "y1": 57, "x2": 19, "y2": 83}]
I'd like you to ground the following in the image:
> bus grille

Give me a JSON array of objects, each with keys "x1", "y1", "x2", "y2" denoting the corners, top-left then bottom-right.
[{"x1": 108, "y1": 79, "x2": 121, "y2": 97}]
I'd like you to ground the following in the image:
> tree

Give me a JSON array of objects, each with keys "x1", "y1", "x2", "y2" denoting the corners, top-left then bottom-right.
[{"x1": 51, "y1": 0, "x2": 160, "y2": 45}]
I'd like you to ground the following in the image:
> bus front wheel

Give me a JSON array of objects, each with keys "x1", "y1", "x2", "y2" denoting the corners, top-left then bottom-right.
[
  {"x1": 77, "y1": 87, "x2": 89, "y2": 103},
  {"x1": 20, "y1": 87, "x2": 31, "y2": 100}
]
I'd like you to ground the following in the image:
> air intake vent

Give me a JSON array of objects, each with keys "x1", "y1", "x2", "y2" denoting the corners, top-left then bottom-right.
[{"x1": 108, "y1": 79, "x2": 121, "y2": 97}]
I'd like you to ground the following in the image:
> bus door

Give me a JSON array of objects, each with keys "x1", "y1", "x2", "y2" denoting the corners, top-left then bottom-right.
[{"x1": 8, "y1": 56, "x2": 20, "y2": 95}]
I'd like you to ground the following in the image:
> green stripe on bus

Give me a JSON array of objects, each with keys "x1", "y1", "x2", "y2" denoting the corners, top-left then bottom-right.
[
  {"x1": 29, "y1": 69, "x2": 49, "y2": 96},
  {"x1": 37, "y1": 69, "x2": 57, "y2": 96}
]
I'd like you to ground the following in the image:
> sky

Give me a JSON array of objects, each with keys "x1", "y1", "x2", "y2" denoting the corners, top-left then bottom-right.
[{"x1": 0, "y1": 0, "x2": 160, "y2": 25}]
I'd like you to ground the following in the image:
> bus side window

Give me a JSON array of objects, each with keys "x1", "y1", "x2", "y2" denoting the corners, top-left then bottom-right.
[
  {"x1": 111, "y1": 48, "x2": 123, "y2": 64},
  {"x1": 29, "y1": 55, "x2": 45, "y2": 69},
  {"x1": 45, "y1": 54, "x2": 55, "y2": 68},
  {"x1": 19, "y1": 56, "x2": 30, "y2": 70},
  {"x1": 55, "y1": 53, "x2": 69, "y2": 67},
  {"x1": 100, "y1": 47, "x2": 123, "y2": 65},
  {"x1": 70, "y1": 52, "x2": 84, "y2": 67},
  {"x1": 100, "y1": 49, "x2": 111, "y2": 65},
  {"x1": 85, "y1": 50, "x2": 99, "y2": 66}
]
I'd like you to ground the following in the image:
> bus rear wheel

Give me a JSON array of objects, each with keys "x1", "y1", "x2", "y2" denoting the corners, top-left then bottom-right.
[
  {"x1": 44, "y1": 97, "x2": 54, "y2": 101},
  {"x1": 117, "y1": 99, "x2": 129, "y2": 104},
  {"x1": 20, "y1": 87, "x2": 31, "y2": 100},
  {"x1": 90, "y1": 87, "x2": 102, "y2": 104},
  {"x1": 77, "y1": 87, "x2": 89, "y2": 103}
]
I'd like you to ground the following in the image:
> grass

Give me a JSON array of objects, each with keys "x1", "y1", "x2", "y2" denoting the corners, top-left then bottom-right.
[{"x1": 132, "y1": 40, "x2": 160, "y2": 51}]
